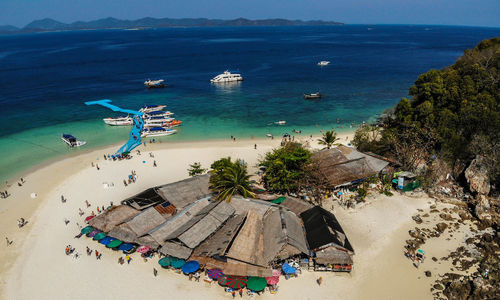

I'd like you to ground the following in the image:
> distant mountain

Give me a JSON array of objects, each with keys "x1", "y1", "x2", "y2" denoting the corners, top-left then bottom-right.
[{"x1": 0, "y1": 17, "x2": 343, "y2": 34}]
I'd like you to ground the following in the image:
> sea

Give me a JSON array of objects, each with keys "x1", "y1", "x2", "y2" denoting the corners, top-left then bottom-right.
[{"x1": 1, "y1": 25, "x2": 499, "y2": 183}]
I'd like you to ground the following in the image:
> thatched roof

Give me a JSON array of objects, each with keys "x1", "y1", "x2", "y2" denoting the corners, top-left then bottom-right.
[
  {"x1": 148, "y1": 198, "x2": 211, "y2": 244},
  {"x1": 126, "y1": 207, "x2": 166, "y2": 237},
  {"x1": 135, "y1": 235, "x2": 161, "y2": 249},
  {"x1": 107, "y1": 223, "x2": 137, "y2": 243},
  {"x1": 159, "y1": 241, "x2": 193, "y2": 259},
  {"x1": 262, "y1": 208, "x2": 309, "y2": 263},
  {"x1": 156, "y1": 174, "x2": 211, "y2": 210},
  {"x1": 178, "y1": 201, "x2": 235, "y2": 248},
  {"x1": 315, "y1": 247, "x2": 353, "y2": 265},
  {"x1": 88, "y1": 205, "x2": 140, "y2": 232},
  {"x1": 228, "y1": 196, "x2": 275, "y2": 217},
  {"x1": 223, "y1": 261, "x2": 273, "y2": 277},
  {"x1": 192, "y1": 214, "x2": 246, "y2": 257},
  {"x1": 280, "y1": 197, "x2": 313, "y2": 216},
  {"x1": 300, "y1": 206, "x2": 354, "y2": 253},
  {"x1": 312, "y1": 146, "x2": 389, "y2": 187},
  {"x1": 226, "y1": 210, "x2": 266, "y2": 266}
]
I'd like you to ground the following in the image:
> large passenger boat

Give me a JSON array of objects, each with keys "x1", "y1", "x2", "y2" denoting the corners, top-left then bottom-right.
[
  {"x1": 141, "y1": 127, "x2": 177, "y2": 137},
  {"x1": 103, "y1": 116, "x2": 133, "y2": 126},
  {"x1": 210, "y1": 71, "x2": 243, "y2": 83}
]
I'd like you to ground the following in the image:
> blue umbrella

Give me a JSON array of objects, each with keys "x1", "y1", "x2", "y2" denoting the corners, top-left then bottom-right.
[
  {"x1": 181, "y1": 260, "x2": 200, "y2": 274},
  {"x1": 99, "y1": 236, "x2": 115, "y2": 245},
  {"x1": 119, "y1": 243, "x2": 135, "y2": 251},
  {"x1": 281, "y1": 263, "x2": 297, "y2": 274}
]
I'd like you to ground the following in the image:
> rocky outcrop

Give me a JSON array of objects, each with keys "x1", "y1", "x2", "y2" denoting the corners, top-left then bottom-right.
[
  {"x1": 465, "y1": 156, "x2": 490, "y2": 195},
  {"x1": 474, "y1": 194, "x2": 492, "y2": 224}
]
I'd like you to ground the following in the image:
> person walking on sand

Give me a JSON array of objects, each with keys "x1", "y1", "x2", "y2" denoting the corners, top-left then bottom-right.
[
  {"x1": 153, "y1": 268, "x2": 158, "y2": 277},
  {"x1": 317, "y1": 276, "x2": 323, "y2": 286},
  {"x1": 95, "y1": 250, "x2": 99, "y2": 259},
  {"x1": 126, "y1": 255, "x2": 131, "y2": 264},
  {"x1": 239, "y1": 288, "x2": 243, "y2": 298},
  {"x1": 6, "y1": 237, "x2": 13, "y2": 246},
  {"x1": 153, "y1": 160, "x2": 157, "y2": 167},
  {"x1": 96, "y1": 164, "x2": 100, "y2": 170},
  {"x1": 254, "y1": 144, "x2": 257, "y2": 149}
]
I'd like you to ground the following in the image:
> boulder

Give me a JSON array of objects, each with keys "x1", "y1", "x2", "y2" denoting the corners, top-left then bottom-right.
[
  {"x1": 464, "y1": 156, "x2": 490, "y2": 195},
  {"x1": 436, "y1": 222, "x2": 448, "y2": 233},
  {"x1": 475, "y1": 195, "x2": 492, "y2": 224}
]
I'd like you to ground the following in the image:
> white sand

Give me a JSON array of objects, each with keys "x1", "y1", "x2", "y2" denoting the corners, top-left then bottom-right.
[{"x1": 0, "y1": 133, "x2": 468, "y2": 299}]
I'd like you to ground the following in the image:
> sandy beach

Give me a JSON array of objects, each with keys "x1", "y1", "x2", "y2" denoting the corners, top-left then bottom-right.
[{"x1": 0, "y1": 132, "x2": 472, "y2": 299}]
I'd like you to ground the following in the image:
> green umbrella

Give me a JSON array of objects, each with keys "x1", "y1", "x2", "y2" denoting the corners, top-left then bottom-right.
[
  {"x1": 271, "y1": 196, "x2": 286, "y2": 204},
  {"x1": 246, "y1": 276, "x2": 267, "y2": 291},
  {"x1": 93, "y1": 232, "x2": 107, "y2": 241},
  {"x1": 171, "y1": 259, "x2": 185, "y2": 269},
  {"x1": 106, "y1": 239, "x2": 123, "y2": 248},
  {"x1": 158, "y1": 256, "x2": 174, "y2": 267},
  {"x1": 81, "y1": 226, "x2": 94, "y2": 235}
]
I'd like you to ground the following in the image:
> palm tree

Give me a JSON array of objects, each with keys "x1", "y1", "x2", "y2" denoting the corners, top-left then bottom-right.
[
  {"x1": 210, "y1": 159, "x2": 255, "y2": 202},
  {"x1": 318, "y1": 129, "x2": 340, "y2": 149}
]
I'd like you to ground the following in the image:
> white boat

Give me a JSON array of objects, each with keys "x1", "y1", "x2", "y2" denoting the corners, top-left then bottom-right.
[
  {"x1": 144, "y1": 79, "x2": 165, "y2": 88},
  {"x1": 317, "y1": 61, "x2": 330, "y2": 66},
  {"x1": 139, "y1": 105, "x2": 167, "y2": 113},
  {"x1": 266, "y1": 133, "x2": 273, "y2": 138},
  {"x1": 61, "y1": 134, "x2": 86, "y2": 147},
  {"x1": 143, "y1": 118, "x2": 175, "y2": 127},
  {"x1": 210, "y1": 70, "x2": 243, "y2": 83},
  {"x1": 275, "y1": 121, "x2": 286, "y2": 125},
  {"x1": 103, "y1": 116, "x2": 133, "y2": 126},
  {"x1": 141, "y1": 127, "x2": 177, "y2": 137}
]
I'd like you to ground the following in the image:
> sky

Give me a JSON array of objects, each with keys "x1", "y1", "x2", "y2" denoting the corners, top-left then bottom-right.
[{"x1": 0, "y1": 0, "x2": 499, "y2": 28}]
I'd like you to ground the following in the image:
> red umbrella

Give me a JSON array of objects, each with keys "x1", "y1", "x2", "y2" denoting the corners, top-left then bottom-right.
[
  {"x1": 137, "y1": 246, "x2": 150, "y2": 254},
  {"x1": 85, "y1": 215, "x2": 94, "y2": 222},
  {"x1": 222, "y1": 276, "x2": 247, "y2": 289},
  {"x1": 207, "y1": 268, "x2": 223, "y2": 279},
  {"x1": 266, "y1": 276, "x2": 279, "y2": 285},
  {"x1": 272, "y1": 269, "x2": 282, "y2": 277}
]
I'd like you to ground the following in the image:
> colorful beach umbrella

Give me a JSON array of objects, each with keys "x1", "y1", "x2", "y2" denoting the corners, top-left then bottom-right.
[
  {"x1": 85, "y1": 215, "x2": 95, "y2": 222},
  {"x1": 221, "y1": 276, "x2": 248, "y2": 289},
  {"x1": 171, "y1": 259, "x2": 186, "y2": 269},
  {"x1": 272, "y1": 269, "x2": 282, "y2": 277},
  {"x1": 80, "y1": 226, "x2": 94, "y2": 235},
  {"x1": 181, "y1": 260, "x2": 200, "y2": 274},
  {"x1": 158, "y1": 257, "x2": 174, "y2": 267},
  {"x1": 87, "y1": 230, "x2": 100, "y2": 238},
  {"x1": 266, "y1": 276, "x2": 279, "y2": 285},
  {"x1": 119, "y1": 243, "x2": 135, "y2": 252},
  {"x1": 93, "y1": 232, "x2": 107, "y2": 241},
  {"x1": 137, "y1": 246, "x2": 150, "y2": 254},
  {"x1": 207, "y1": 268, "x2": 223, "y2": 279},
  {"x1": 99, "y1": 236, "x2": 115, "y2": 245},
  {"x1": 247, "y1": 277, "x2": 267, "y2": 291},
  {"x1": 106, "y1": 239, "x2": 122, "y2": 248}
]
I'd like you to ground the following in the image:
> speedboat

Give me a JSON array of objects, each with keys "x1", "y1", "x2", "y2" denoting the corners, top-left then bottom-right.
[
  {"x1": 61, "y1": 134, "x2": 86, "y2": 147},
  {"x1": 103, "y1": 116, "x2": 133, "y2": 126},
  {"x1": 141, "y1": 127, "x2": 177, "y2": 137},
  {"x1": 143, "y1": 116, "x2": 175, "y2": 125},
  {"x1": 142, "y1": 110, "x2": 173, "y2": 117},
  {"x1": 163, "y1": 120, "x2": 182, "y2": 127},
  {"x1": 317, "y1": 61, "x2": 330, "y2": 66},
  {"x1": 210, "y1": 71, "x2": 243, "y2": 83},
  {"x1": 304, "y1": 92, "x2": 322, "y2": 99},
  {"x1": 144, "y1": 79, "x2": 165, "y2": 88},
  {"x1": 275, "y1": 120, "x2": 286, "y2": 125},
  {"x1": 266, "y1": 133, "x2": 273, "y2": 138},
  {"x1": 139, "y1": 105, "x2": 167, "y2": 113}
]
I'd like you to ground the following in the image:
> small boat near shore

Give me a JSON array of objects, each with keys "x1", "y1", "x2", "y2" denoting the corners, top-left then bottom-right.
[
  {"x1": 141, "y1": 127, "x2": 177, "y2": 137},
  {"x1": 144, "y1": 79, "x2": 165, "y2": 88},
  {"x1": 210, "y1": 71, "x2": 243, "y2": 83},
  {"x1": 61, "y1": 134, "x2": 86, "y2": 147},
  {"x1": 304, "y1": 92, "x2": 322, "y2": 99},
  {"x1": 139, "y1": 105, "x2": 166, "y2": 113},
  {"x1": 103, "y1": 116, "x2": 133, "y2": 126}
]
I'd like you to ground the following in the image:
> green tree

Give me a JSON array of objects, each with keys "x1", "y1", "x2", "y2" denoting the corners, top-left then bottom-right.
[
  {"x1": 187, "y1": 162, "x2": 207, "y2": 177},
  {"x1": 260, "y1": 142, "x2": 312, "y2": 193},
  {"x1": 317, "y1": 129, "x2": 340, "y2": 149},
  {"x1": 209, "y1": 157, "x2": 254, "y2": 202}
]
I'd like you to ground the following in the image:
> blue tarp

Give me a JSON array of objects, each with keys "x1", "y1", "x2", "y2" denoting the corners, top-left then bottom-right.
[
  {"x1": 119, "y1": 243, "x2": 134, "y2": 251},
  {"x1": 181, "y1": 260, "x2": 200, "y2": 273},
  {"x1": 99, "y1": 236, "x2": 115, "y2": 245},
  {"x1": 281, "y1": 263, "x2": 297, "y2": 274}
]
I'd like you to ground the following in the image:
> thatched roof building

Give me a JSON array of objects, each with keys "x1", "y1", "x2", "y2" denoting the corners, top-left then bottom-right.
[
  {"x1": 127, "y1": 207, "x2": 167, "y2": 237},
  {"x1": 107, "y1": 223, "x2": 137, "y2": 244},
  {"x1": 156, "y1": 174, "x2": 211, "y2": 210},
  {"x1": 88, "y1": 205, "x2": 140, "y2": 232},
  {"x1": 312, "y1": 145, "x2": 389, "y2": 187},
  {"x1": 227, "y1": 196, "x2": 275, "y2": 217},
  {"x1": 281, "y1": 196, "x2": 313, "y2": 216},
  {"x1": 225, "y1": 210, "x2": 266, "y2": 266},
  {"x1": 122, "y1": 188, "x2": 165, "y2": 210},
  {"x1": 262, "y1": 208, "x2": 309, "y2": 263},
  {"x1": 159, "y1": 241, "x2": 193, "y2": 259}
]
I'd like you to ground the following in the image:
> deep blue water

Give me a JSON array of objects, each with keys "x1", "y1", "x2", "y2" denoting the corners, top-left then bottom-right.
[{"x1": 0, "y1": 25, "x2": 499, "y2": 182}]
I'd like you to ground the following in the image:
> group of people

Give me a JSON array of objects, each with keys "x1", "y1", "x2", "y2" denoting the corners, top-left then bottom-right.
[
  {"x1": 1, "y1": 190, "x2": 10, "y2": 198},
  {"x1": 17, "y1": 217, "x2": 27, "y2": 228},
  {"x1": 117, "y1": 255, "x2": 132, "y2": 265},
  {"x1": 123, "y1": 170, "x2": 137, "y2": 186},
  {"x1": 86, "y1": 247, "x2": 102, "y2": 259},
  {"x1": 65, "y1": 245, "x2": 75, "y2": 256},
  {"x1": 104, "y1": 153, "x2": 131, "y2": 161}
]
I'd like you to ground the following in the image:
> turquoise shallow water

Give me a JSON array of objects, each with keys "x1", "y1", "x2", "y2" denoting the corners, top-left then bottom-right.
[{"x1": 1, "y1": 25, "x2": 499, "y2": 183}]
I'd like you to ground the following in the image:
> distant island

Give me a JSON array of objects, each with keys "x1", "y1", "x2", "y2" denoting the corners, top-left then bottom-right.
[{"x1": 0, "y1": 17, "x2": 343, "y2": 35}]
